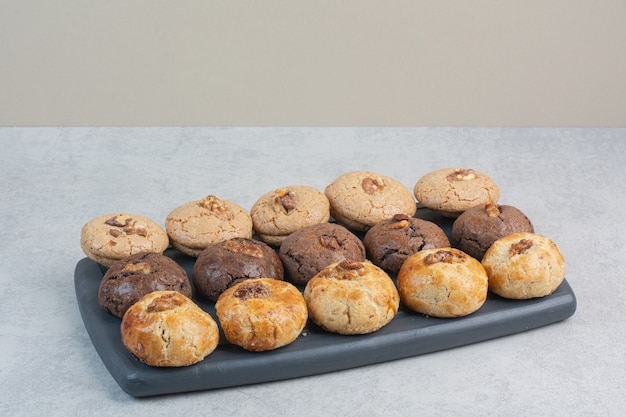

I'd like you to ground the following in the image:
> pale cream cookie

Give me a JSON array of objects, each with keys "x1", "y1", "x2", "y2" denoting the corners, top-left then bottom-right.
[
  {"x1": 80, "y1": 213, "x2": 169, "y2": 267},
  {"x1": 165, "y1": 195, "x2": 253, "y2": 257}
]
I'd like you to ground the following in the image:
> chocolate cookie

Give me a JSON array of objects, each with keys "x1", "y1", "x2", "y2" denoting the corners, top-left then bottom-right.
[
  {"x1": 81, "y1": 213, "x2": 169, "y2": 267},
  {"x1": 452, "y1": 202, "x2": 534, "y2": 261},
  {"x1": 165, "y1": 195, "x2": 253, "y2": 257},
  {"x1": 324, "y1": 171, "x2": 417, "y2": 231},
  {"x1": 279, "y1": 222, "x2": 366, "y2": 285},
  {"x1": 192, "y1": 237, "x2": 284, "y2": 302},
  {"x1": 413, "y1": 168, "x2": 500, "y2": 218},
  {"x1": 364, "y1": 213, "x2": 450, "y2": 275},
  {"x1": 250, "y1": 185, "x2": 330, "y2": 246},
  {"x1": 98, "y1": 252, "x2": 192, "y2": 318}
]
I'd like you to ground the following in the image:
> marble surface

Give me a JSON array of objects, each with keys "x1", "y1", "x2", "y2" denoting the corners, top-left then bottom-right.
[{"x1": 1, "y1": 128, "x2": 624, "y2": 416}]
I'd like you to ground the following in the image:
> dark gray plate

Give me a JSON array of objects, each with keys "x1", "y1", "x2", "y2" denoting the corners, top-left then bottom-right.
[{"x1": 74, "y1": 210, "x2": 577, "y2": 397}]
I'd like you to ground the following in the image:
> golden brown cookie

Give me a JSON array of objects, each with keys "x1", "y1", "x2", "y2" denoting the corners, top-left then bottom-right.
[
  {"x1": 481, "y1": 232, "x2": 566, "y2": 299},
  {"x1": 324, "y1": 171, "x2": 417, "y2": 232},
  {"x1": 215, "y1": 278, "x2": 308, "y2": 352},
  {"x1": 80, "y1": 213, "x2": 169, "y2": 267},
  {"x1": 165, "y1": 195, "x2": 253, "y2": 257},
  {"x1": 250, "y1": 185, "x2": 330, "y2": 246},
  {"x1": 303, "y1": 260, "x2": 400, "y2": 335},
  {"x1": 121, "y1": 291, "x2": 219, "y2": 367},
  {"x1": 397, "y1": 247, "x2": 488, "y2": 318},
  {"x1": 413, "y1": 168, "x2": 500, "y2": 218}
]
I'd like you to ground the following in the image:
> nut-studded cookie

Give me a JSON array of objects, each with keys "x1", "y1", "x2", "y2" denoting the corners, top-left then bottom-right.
[
  {"x1": 413, "y1": 168, "x2": 500, "y2": 218},
  {"x1": 250, "y1": 185, "x2": 331, "y2": 246},
  {"x1": 99, "y1": 252, "x2": 192, "y2": 318},
  {"x1": 481, "y1": 232, "x2": 566, "y2": 299},
  {"x1": 121, "y1": 291, "x2": 219, "y2": 367},
  {"x1": 452, "y1": 202, "x2": 534, "y2": 261},
  {"x1": 165, "y1": 195, "x2": 253, "y2": 257},
  {"x1": 80, "y1": 213, "x2": 169, "y2": 267},
  {"x1": 278, "y1": 222, "x2": 366, "y2": 286},
  {"x1": 397, "y1": 247, "x2": 488, "y2": 318},
  {"x1": 303, "y1": 260, "x2": 400, "y2": 335},
  {"x1": 215, "y1": 278, "x2": 308, "y2": 352},
  {"x1": 364, "y1": 213, "x2": 451, "y2": 275},
  {"x1": 192, "y1": 237, "x2": 284, "y2": 302},
  {"x1": 324, "y1": 171, "x2": 417, "y2": 232}
]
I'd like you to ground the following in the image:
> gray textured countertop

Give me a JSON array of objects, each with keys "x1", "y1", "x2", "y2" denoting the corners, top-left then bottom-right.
[{"x1": 1, "y1": 128, "x2": 623, "y2": 416}]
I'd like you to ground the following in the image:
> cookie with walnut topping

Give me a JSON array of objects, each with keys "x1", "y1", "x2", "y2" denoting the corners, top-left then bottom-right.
[
  {"x1": 413, "y1": 168, "x2": 500, "y2": 218},
  {"x1": 80, "y1": 213, "x2": 169, "y2": 267},
  {"x1": 397, "y1": 247, "x2": 488, "y2": 318},
  {"x1": 215, "y1": 278, "x2": 308, "y2": 352},
  {"x1": 165, "y1": 195, "x2": 253, "y2": 257},
  {"x1": 250, "y1": 185, "x2": 330, "y2": 246},
  {"x1": 324, "y1": 171, "x2": 417, "y2": 232},
  {"x1": 481, "y1": 232, "x2": 566, "y2": 299},
  {"x1": 192, "y1": 237, "x2": 284, "y2": 302},
  {"x1": 98, "y1": 251, "x2": 192, "y2": 318}
]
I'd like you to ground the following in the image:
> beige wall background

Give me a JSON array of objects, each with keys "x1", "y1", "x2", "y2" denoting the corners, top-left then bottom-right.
[{"x1": 1, "y1": 0, "x2": 625, "y2": 127}]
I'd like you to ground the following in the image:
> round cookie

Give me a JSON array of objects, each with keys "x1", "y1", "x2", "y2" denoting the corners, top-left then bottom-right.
[
  {"x1": 215, "y1": 278, "x2": 308, "y2": 352},
  {"x1": 98, "y1": 251, "x2": 192, "y2": 318},
  {"x1": 397, "y1": 247, "x2": 488, "y2": 318},
  {"x1": 481, "y1": 232, "x2": 566, "y2": 299},
  {"x1": 250, "y1": 185, "x2": 331, "y2": 246},
  {"x1": 278, "y1": 222, "x2": 366, "y2": 286},
  {"x1": 165, "y1": 195, "x2": 253, "y2": 257},
  {"x1": 452, "y1": 202, "x2": 534, "y2": 261},
  {"x1": 81, "y1": 213, "x2": 169, "y2": 267},
  {"x1": 303, "y1": 260, "x2": 400, "y2": 335},
  {"x1": 364, "y1": 213, "x2": 451, "y2": 275},
  {"x1": 413, "y1": 168, "x2": 500, "y2": 218},
  {"x1": 325, "y1": 171, "x2": 417, "y2": 232},
  {"x1": 121, "y1": 291, "x2": 219, "y2": 367},
  {"x1": 192, "y1": 237, "x2": 284, "y2": 302}
]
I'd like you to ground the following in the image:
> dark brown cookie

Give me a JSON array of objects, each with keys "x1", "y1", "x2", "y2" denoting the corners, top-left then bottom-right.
[
  {"x1": 192, "y1": 238, "x2": 284, "y2": 302},
  {"x1": 278, "y1": 222, "x2": 366, "y2": 286},
  {"x1": 364, "y1": 214, "x2": 450, "y2": 275},
  {"x1": 98, "y1": 252, "x2": 192, "y2": 318},
  {"x1": 452, "y1": 202, "x2": 534, "y2": 261}
]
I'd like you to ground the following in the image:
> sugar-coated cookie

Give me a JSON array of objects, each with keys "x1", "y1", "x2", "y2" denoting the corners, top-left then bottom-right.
[
  {"x1": 80, "y1": 213, "x2": 169, "y2": 267},
  {"x1": 481, "y1": 232, "x2": 566, "y2": 299},
  {"x1": 325, "y1": 171, "x2": 417, "y2": 231},
  {"x1": 250, "y1": 185, "x2": 330, "y2": 246},
  {"x1": 303, "y1": 260, "x2": 400, "y2": 335},
  {"x1": 192, "y1": 237, "x2": 284, "y2": 302},
  {"x1": 278, "y1": 222, "x2": 366, "y2": 285},
  {"x1": 397, "y1": 247, "x2": 488, "y2": 318},
  {"x1": 215, "y1": 278, "x2": 308, "y2": 352},
  {"x1": 165, "y1": 195, "x2": 253, "y2": 257},
  {"x1": 364, "y1": 213, "x2": 450, "y2": 275},
  {"x1": 98, "y1": 252, "x2": 192, "y2": 318},
  {"x1": 413, "y1": 168, "x2": 500, "y2": 218},
  {"x1": 452, "y1": 202, "x2": 534, "y2": 261},
  {"x1": 121, "y1": 291, "x2": 219, "y2": 367}
]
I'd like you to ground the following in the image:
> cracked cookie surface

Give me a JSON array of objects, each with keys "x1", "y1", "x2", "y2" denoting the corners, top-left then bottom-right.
[
  {"x1": 325, "y1": 171, "x2": 417, "y2": 231},
  {"x1": 165, "y1": 195, "x2": 253, "y2": 257},
  {"x1": 250, "y1": 185, "x2": 330, "y2": 246},
  {"x1": 413, "y1": 168, "x2": 500, "y2": 218},
  {"x1": 80, "y1": 213, "x2": 169, "y2": 267}
]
